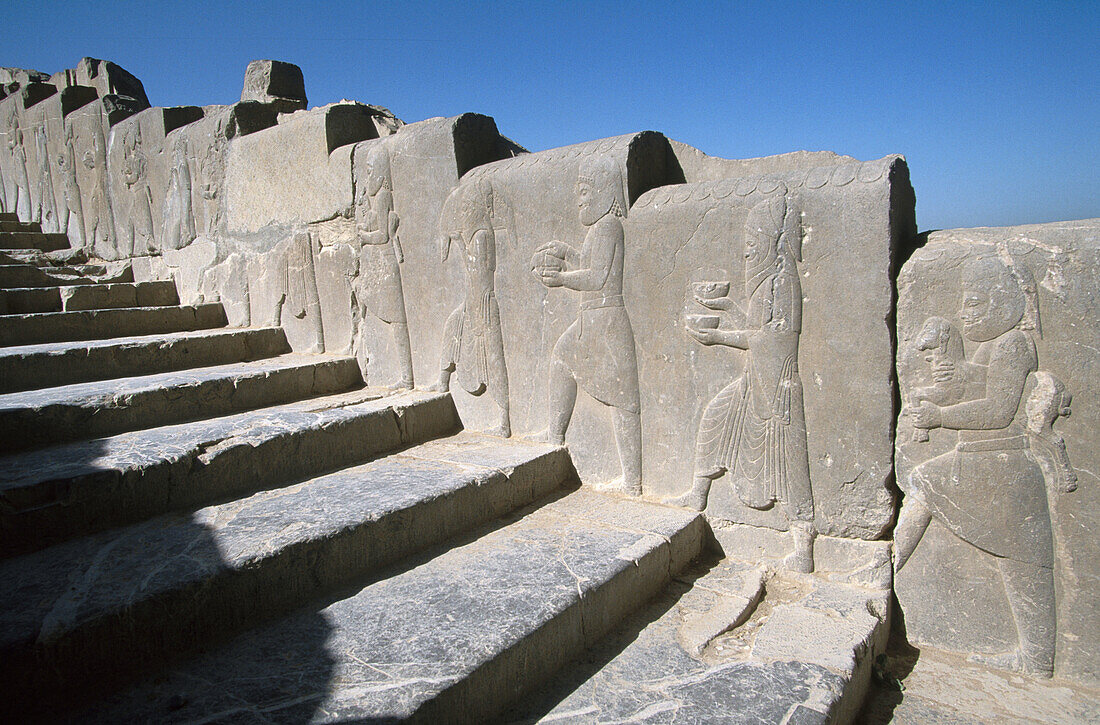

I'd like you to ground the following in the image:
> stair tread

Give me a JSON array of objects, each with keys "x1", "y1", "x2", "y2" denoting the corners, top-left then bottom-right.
[
  {"x1": 0, "y1": 302, "x2": 225, "y2": 346},
  {"x1": 0, "y1": 325, "x2": 282, "y2": 358},
  {"x1": 0, "y1": 389, "x2": 458, "y2": 554},
  {"x1": 78, "y1": 488, "x2": 701, "y2": 723},
  {"x1": 0, "y1": 352, "x2": 355, "y2": 414},
  {"x1": 513, "y1": 560, "x2": 890, "y2": 724},
  {"x1": 0, "y1": 432, "x2": 567, "y2": 654}
]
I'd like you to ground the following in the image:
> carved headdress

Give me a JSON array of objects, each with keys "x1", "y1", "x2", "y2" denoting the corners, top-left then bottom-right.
[{"x1": 577, "y1": 155, "x2": 627, "y2": 221}]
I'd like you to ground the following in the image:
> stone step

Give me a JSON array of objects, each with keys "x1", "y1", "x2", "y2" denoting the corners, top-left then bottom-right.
[
  {"x1": 0, "y1": 220, "x2": 42, "y2": 232},
  {"x1": 0, "y1": 326, "x2": 290, "y2": 394},
  {"x1": 0, "y1": 432, "x2": 572, "y2": 720},
  {"x1": 0, "y1": 212, "x2": 17, "y2": 222},
  {"x1": 0, "y1": 246, "x2": 90, "y2": 267},
  {"x1": 0, "y1": 352, "x2": 363, "y2": 454},
  {"x1": 0, "y1": 389, "x2": 458, "y2": 555},
  {"x1": 72, "y1": 489, "x2": 704, "y2": 724},
  {"x1": 0, "y1": 280, "x2": 178, "y2": 316},
  {"x1": 0, "y1": 263, "x2": 97, "y2": 288},
  {"x1": 0, "y1": 302, "x2": 225, "y2": 347},
  {"x1": 60, "y1": 280, "x2": 179, "y2": 311},
  {"x1": 0, "y1": 230, "x2": 69, "y2": 251},
  {"x1": 511, "y1": 555, "x2": 891, "y2": 724}
]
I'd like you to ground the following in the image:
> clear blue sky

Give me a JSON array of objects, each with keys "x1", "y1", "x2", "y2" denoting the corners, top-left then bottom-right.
[{"x1": 8, "y1": 1, "x2": 1098, "y2": 231}]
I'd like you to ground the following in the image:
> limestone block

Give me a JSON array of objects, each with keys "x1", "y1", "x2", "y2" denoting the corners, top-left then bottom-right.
[
  {"x1": 441, "y1": 132, "x2": 672, "y2": 480},
  {"x1": 669, "y1": 139, "x2": 856, "y2": 183},
  {"x1": 628, "y1": 155, "x2": 914, "y2": 539},
  {"x1": 162, "y1": 236, "x2": 217, "y2": 305},
  {"x1": 73, "y1": 57, "x2": 150, "y2": 109},
  {"x1": 894, "y1": 219, "x2": 1100, "y2": 686},
  {"x1": 224, "y1": 103, "x2": 377, "y2": 235},
  {"x1": 349, "y1": 113, "x2": 510, "y2": 389},
  {"x1": 105, "y1": 108, "x2": 172, "y2": 256},
  {"x1": 240, "y1": 59, "x2": 307, "y2": 113}
]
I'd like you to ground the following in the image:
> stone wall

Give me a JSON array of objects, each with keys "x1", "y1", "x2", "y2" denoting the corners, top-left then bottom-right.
[{"x1": 2, "y1": 57, "x2": 1096, "y2": 689}]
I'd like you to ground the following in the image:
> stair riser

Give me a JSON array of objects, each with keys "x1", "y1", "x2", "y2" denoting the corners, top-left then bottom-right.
[
  {"x1": 0, "y1": 393, "x2": 461, "y2": 556},
  {"x1": 0, "y1": 287, "x2": 61, "y2": 314},
  {"x1": 0, "y1": 358, "x2": 363, "y2": 454},
  {"x1": 0, "y1": 304, "x2": 226, "y2": 346},
  {"x1": 60, "y1": 281, "x2": 178, "y2": 311},
  {"x1": 413, "y1": 516, "x2": 706, "y2": 724},
  {"x1": 0, "y1": 221, "x2": 42, "y2": 233},
  {"x1": 5, "y1": 426, "x2": 551, "y2": 721},
  {"x1": 0, "y1": 265, "x2": 94, "y2": 289},
  {"x1": 0, "y1": 231, "x2": 68, "y2": 251},
  {"x1": 0, "y1": 328, "x2": 290, "y2": 394}
]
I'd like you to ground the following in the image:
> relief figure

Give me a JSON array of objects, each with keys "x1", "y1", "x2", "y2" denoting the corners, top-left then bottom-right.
[
  {"x1": 57, "y1": 122, "x2": 85, "y2": 247},
  {"x1": 352, "y1": 145, "x2": 414, "y2": 388},
  {"x1": 429, "y1": 179, "x2": 511, "y2": 437},
  {"x1": 532, "y1": 156, "x2": 641, "y2": 495},
  {"x1": 34, "y1": 124, "x2": 58, "y2": 230},
  {"x1": 83, "y1": 121, "x2": 115, "y2": 253},
  {"x1": 672, "y1": 194, "x2": 816, "y2": 573},
  {"x1": 896, "y1": 254, "x2": 1072, "y2": 678},
  {"x1": 121, "y1": 123, "x2": 155, "y2": 255},
  {"x1": 8, "y1": 114, "x2": 31, "y2": 219},
  {"x1": 162, "y1": 137, "x2": 196, "y2": 250},
  {"x1": 198, "y1": 120, "x2": 227, "y2": 234}
]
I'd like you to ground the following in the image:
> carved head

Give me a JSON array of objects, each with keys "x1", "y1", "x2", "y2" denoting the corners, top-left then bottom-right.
[
  {"x1": 743, "y1": 195, "x2": 784, "y2": 281},
  {"x1": 1027, "y1": 371, "x2": 1072, "y2": 433},
  {"x1": 365, "y1": 145, "x2": 392, "y2": 195},
  {"x1": 458, "y1": 179, "x2": 492, "y2": 232},
  {"x1": 576, "y1": 156, "x2": 626, "y2": 226},
  {"x1": 959, "y1": 256, "x2": 1026, "y2": 342}
]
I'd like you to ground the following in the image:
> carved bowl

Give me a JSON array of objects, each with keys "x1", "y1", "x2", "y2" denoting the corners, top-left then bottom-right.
[
  {"x1": 532, "y1": 250, "x2": 563, "y2": 275},
  {"x1": 692, "y1": 280, "x2": 730, "y2": 300},
  {"x1": 686, "y1": 314, "x2": 721, "y2": 330}
]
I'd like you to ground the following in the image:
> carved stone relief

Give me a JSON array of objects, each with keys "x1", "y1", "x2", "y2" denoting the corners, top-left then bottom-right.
[
  {"x1": 895, "y1": 222, "x2": 1099, "y2": 686},
  {"x1": 33, "y1": 124, "x2": 58, "y2": 230},
  {"x1": 56, "y1": 120, "x2": 85, "y2": 247},
  {"x1": 429, "y1": 179, "x2": 513, "y2": 436},
  {"x1": 5, "y1": 109, "x2": 30, "y2": 218},
  {"x1": 670, "y1": 192, "x2": 816, "y2": 572},
  {"x1": 161, "y1": 136, "x2": 195, "y2": 250},
  {"x1": 531, "y1": 156, "x2": 642, "y2": 493},
  {"x1": 351, "y1": 143, "x2": 413, "y2": 388},
  {"x1": 119, "y1": 123, "x2": 154, "y2": 255}
]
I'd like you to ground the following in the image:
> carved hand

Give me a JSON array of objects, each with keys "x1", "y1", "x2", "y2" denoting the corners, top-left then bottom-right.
[
  {"x1": 684, "y1": 325, "x2": 721, "y2": 346},
  {"x1": 538, "y1": 268, "x2": 565, "y2": 288},
  {"x1": 930, "y1": 356, "x2": 956, "y2": 383},
  {"x1": 912, "y1": 400, "x2": 943, "y2": 430}
]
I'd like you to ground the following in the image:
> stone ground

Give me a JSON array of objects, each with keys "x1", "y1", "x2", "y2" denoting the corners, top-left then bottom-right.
[{"x1": 858, "y1": 633, "x2": 1100, "y2": 725}]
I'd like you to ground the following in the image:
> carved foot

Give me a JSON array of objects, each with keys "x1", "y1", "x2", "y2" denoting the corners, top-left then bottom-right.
[
  {"x1": 783, "y1": 522, "x2": 816, "y2": 574},
  {"x1": 393, "y1": 377, "x2": 414, "y2": 391},
  {"x1": 426, "y1": 379, "x2": 450, "y2": 393},
  {"x1": 485, "y1": 423, "x2": 512, "y2": 438},
  {"x1": 664, "y1": 490, "x2": 707, "y2": 511},
  {"x1": 968, "y1": 649, "x2": 1053, "y2": 678}
]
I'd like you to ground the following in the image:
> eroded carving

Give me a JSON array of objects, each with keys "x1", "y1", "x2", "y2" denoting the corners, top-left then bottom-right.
[
  {"x1": 895, "y1": 253, "x2": 1073, "y2": 677},
  {"x1": 673, "y1": 194, "x2": 816, "y2": 573},
  {"x1": 7, "y1": 112, "x2": 30, "y2": 219},
  {"x1": 57, "y1": 121, "x2": 85, "y2": 246},
  {"x1": 532, "y1": 156, "x2": 641, "y2": 494},
  {"x1": 82, "y1": 119, "x2": 115, "y2": 252},
  {"x1": 352, "y1": 144, "x2": 413, "y2": 388},
  {"x1": 162, "y1": 136, "x2": 195, "y2": 250},
  {"x1": 33, "y1": 124, "x2": 58, "y2": 230},
  {"x1": 198, "y1": 118, "x2": 228, "y2": 235},
  {"x1": 430, "y1": 179, "x2": 512, "y2": 437},
  {"x1": 120, "y1": 123, "x2": 154, "y2": 255}
]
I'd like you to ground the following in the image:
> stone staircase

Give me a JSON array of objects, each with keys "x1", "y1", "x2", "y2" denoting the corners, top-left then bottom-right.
[{"x1": 0, "y1": 215, "x2": 711, "y2": 722}]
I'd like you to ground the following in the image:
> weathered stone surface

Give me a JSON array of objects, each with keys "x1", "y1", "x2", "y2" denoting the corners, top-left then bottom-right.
[
  {"x1": 79, "y1": 488, "x2": 704, "y2": 724},
  {"x1": 224, "y1": 102, "x2": 381, "y2": 234},
  {"x1": 861, "y1": 645, "x2": 1100, "y2": 725},
  {"x1": 0, "y1": 326, "x2": 289, "y2": 394},
  {"x1": 0, "y1": 352, "x2": 361, "y2": 452},
  {"x1": 635, "y1": 156, "x2": 914, "y2": 542},
  {"x1": 895, "y1": 219, "x2": 1100, "y2": 686},
  {"x1": 511, "y1": 555, "x2": 888, "y2": 724},
  {"x1": 240, "y1": 59, "x2": 307, "y2": 113},
  {"x1": 0, "y1": 432, "x2": 570, "y2": 716},
  {"x1": 57, "y1": 279, "x2": 176, "y2": 310},
  {"x1": 0, "y1": 301, "x2": 224, "y2": 346},
  {"x1": 72, "y1": 57, "x2": 150, "y2": 109},
  {"x1": 0, "y1": 389, "x2": 459, "y2": 555}
]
